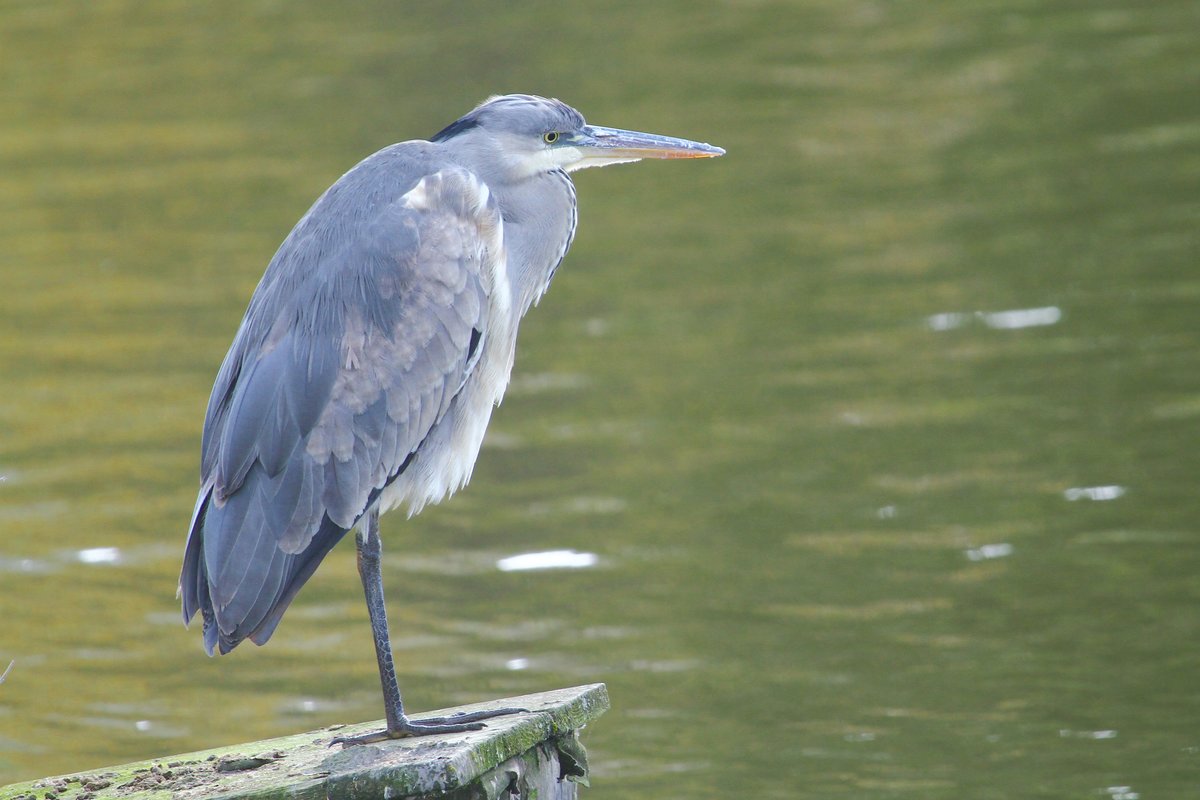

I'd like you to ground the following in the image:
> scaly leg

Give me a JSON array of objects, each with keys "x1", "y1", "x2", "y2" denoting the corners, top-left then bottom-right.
[{"x1": 331, "y1": 508, "x2": 524, "y2": 747}]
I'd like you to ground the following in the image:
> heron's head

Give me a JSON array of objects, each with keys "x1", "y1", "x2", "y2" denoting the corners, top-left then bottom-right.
[{"x1": 431, "y1": 94, "x2": 724, "y2": 179}]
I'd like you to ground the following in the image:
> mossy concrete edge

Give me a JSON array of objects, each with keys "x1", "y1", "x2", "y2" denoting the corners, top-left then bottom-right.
[{"x1": 0, "y1": 684, "x2": 609, "y2": 800}]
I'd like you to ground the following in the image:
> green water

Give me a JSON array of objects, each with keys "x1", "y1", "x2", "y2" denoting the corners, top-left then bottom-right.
[{"x1": 2, "y1": 2, "x2": 1199, "y2": 797}]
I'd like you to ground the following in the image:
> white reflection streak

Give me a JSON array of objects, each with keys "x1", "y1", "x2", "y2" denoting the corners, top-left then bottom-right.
[
  {"x1": 980, "y1": 306, "x2": 1061, "y2": 329},
  {"x1": 927, "y1": 306, "x2": 1062, "y2": 331},
  {"x1": 927, "y1": 311, "x2": 971, "y2": 331},
  {"x1": 965, "y1": 543, "x2": 1013, "y2": 561},
  {"x1": 496, "y1": 550, "x2": 598, "y2": 572},
  {"x1": 76, "y1": 547, "x2": 122, "y2": 565},
  {"x1": 1064, "y1": 485, "x2": 1126, "y2": 501},
  {"x1": 1059, "y1": 728, "x2": 1118, "y2": 739}
]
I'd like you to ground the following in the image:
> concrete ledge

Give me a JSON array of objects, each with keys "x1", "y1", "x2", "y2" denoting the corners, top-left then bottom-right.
[{"x1": 0, "y1": 684, "x2": 609, "y2": 800}]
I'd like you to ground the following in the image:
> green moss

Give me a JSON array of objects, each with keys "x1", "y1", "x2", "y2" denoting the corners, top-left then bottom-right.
[{"x1": 0, "y1": 685, "x2": 608, "y2": 800}]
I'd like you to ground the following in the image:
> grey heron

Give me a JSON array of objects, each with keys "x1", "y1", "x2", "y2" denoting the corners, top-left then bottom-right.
[{"x1": 179, "y1": 94, "x2": 723, "y2": 744}]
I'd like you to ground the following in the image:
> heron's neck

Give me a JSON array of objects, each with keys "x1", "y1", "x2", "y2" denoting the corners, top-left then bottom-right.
[{"x1": 494, "y1": 169, "x2": 577, "y2": 318}]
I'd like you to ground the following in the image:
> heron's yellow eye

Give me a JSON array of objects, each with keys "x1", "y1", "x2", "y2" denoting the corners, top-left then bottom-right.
[{"x1": 543, "y1": 131, "x2": 560, "y2": 144}]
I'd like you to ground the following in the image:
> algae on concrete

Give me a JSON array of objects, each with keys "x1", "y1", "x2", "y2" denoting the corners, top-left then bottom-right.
[{"x1": 0, "y1": 684, "x2": 608, "y2": 800}]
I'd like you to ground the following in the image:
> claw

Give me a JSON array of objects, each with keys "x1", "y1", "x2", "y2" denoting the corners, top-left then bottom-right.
[{"x1": 329, "y1": 707, "x2": 528, "y2": 748}]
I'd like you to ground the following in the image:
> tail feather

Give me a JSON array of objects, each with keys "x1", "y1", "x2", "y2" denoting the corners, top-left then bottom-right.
[
  {"x1": 248, "y1": 516, "x2": 348, "y2": 646},
  {"x1": 179, "y1": 473, "x2": 351, "y2": 656}
]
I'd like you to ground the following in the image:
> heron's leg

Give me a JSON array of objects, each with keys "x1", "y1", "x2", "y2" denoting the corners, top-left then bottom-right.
[{"x1": 330, "y1": 509, "x2": 525, "y2": 747}]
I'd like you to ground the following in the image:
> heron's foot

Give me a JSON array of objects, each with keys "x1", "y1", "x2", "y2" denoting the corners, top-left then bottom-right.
[{"x1": 330, "y1": 707, "x2": 528, "y2": 747}]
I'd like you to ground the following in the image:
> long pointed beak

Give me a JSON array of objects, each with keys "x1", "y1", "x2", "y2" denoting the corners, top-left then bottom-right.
[{"x1": 567, "y1": 125, "x2": 724, "y2": 171}]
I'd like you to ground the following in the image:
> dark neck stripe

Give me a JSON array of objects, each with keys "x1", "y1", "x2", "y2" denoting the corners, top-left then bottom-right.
[{"x1": 430, "y1": 116, "x2": 480, "y2": 142}]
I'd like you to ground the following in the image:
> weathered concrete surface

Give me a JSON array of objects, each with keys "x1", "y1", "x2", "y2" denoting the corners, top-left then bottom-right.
[{"x1": 0, "y1": 684, "x2": 608, "y2": 800}]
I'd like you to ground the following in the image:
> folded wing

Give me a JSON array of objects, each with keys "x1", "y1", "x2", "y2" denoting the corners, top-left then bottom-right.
[{"x1": 180, "y1": 153, "x2": 504, "y2": 655}]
